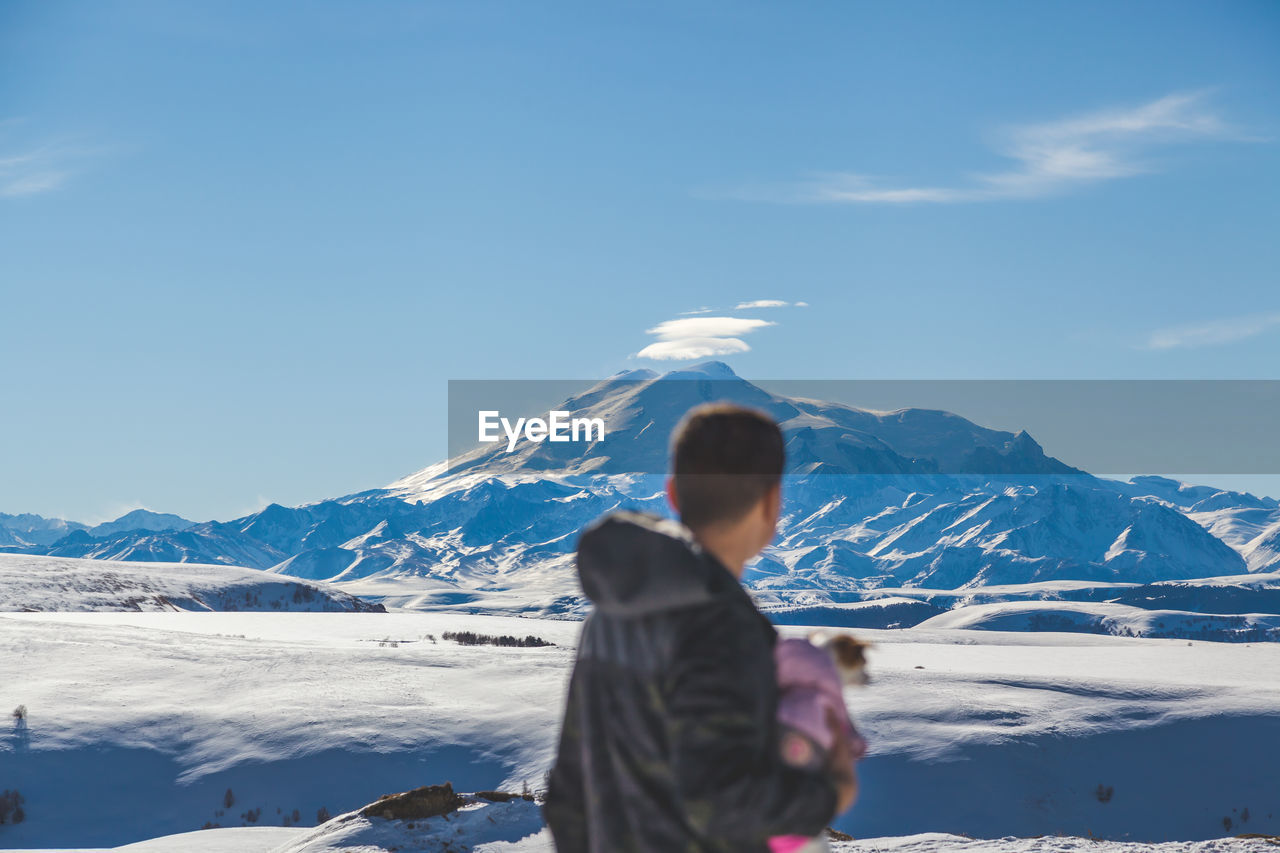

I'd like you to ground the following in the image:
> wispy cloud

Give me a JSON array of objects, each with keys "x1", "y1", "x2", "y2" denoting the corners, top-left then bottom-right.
[
  {"x1": 0, "y1": 149, "x2": 70, "y2": 197},
  {"x1": 1142, "y1": 311, "x2": 1280, "y2": 350},
  {"x1": 233, "y1": 494, "x2": 272, "y2": 519},
  {"x1": 0, "y1": 121, "x2": 93, "y2": 198},
  {"x1": 678, "y1": 299, "x2": 810, "y2": 316},
  {"x1": 637, "y1": 316, "x2": 775, "y2": 361},
  {"x1": 728, "y1": 91, "x2": 1241, "y2": 205},
  {"x1": 734, "y1": 298, "x2": 812, "y2": 309}
]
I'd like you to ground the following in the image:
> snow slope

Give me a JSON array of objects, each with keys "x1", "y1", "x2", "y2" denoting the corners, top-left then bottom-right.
[
  {"x1": 275, "y1": 795, "x2": 546, "y2": 853},
  {"x1": 17, "y1": 826, "x2": 305, "y2": 853},
  {"x1": 27, "y1": 818, "x2": 1276, "y2": 853},
  {"x1": 914, "y1": 600, "x2": 1280, "y2": 641},
  {"x1": 832, "y1": 838, "x2": 1279, "y2": 853},
  {"x1": 755, "y1": 572, "x2": 1280, "y2": 640},
  {"x1": 3, "y1": 612, "x2": 1278, "y2": 849},
  {"x1": 270, "y1": 806, "x2": 1280, "y2": 853},
  {"x1": 0, "y1": 553, "x2": 384, "y2": 612}
]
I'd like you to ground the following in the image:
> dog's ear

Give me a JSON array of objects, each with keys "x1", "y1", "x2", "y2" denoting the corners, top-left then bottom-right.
[{"x1": 828, "y1": 634, "x2": 871, "y2": 668}]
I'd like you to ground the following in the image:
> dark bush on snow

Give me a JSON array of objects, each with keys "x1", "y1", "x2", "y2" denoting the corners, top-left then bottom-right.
[{"x1": 442, "y1": 630, "x2": 553, "y2": 648}]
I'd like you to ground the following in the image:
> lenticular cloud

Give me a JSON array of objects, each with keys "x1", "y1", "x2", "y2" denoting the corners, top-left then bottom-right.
[{"x1": 636, "y1": 316, "x2": 774, "y2": 361}]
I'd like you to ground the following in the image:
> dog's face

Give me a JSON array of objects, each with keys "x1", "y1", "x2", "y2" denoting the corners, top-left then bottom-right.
[{"x1": 820, "y1": 633, "x2": 872, "y2": 687}]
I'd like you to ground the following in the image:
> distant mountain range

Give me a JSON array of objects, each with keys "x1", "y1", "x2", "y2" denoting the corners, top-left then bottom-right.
[
  {"x1": 4, "y1": 362, "x2": 1278, "y2": 636},
  {"x1": 0, "y1": 508, "x2": 194, "y2": 549}
]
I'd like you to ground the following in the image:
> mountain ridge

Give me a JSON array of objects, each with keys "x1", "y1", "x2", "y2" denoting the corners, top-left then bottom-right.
[{"x1": 4, "y1": 362, "x2": 1277, "y2": 632}]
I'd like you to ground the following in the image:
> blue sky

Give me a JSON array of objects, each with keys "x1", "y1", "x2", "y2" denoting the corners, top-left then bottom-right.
[{"x1": 2, "y1": 0, "x2": 1277, "y2": 522}]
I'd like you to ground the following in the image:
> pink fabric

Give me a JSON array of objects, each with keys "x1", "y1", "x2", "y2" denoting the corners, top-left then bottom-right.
[
  {"x1": 769, "y1": 834, "x2": 814, "y2": 853},
  {"x1": 770, "y1": 638, "x2": 868, "y2": 853},
  {"x1": 774, "y1": 638, "x2": 867, "y2": 758}
]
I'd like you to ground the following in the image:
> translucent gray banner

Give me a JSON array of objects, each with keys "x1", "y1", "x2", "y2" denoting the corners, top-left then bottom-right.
[{"x1": 446, "y1": 375, "x2": 1280, "y2": 477}]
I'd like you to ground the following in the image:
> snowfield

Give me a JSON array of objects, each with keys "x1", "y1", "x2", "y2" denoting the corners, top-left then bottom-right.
[
  {"x1": 832, "y1": 837, "x2": 1280, "y2": 853},
  {"x1": 3, "y1": 611, "x2": 1279, "y2": 851},
  {"x1": 756, "y1": 573, "x2": 1280, "y2": 642},
  {"x1": 913, "y1": 599, "x2": 1280, "y2": 641},
  {"x1": 1, "y1": 612, "x2": 578, "y2": 850},
  {"x1": 0, "y1": 553, "x2": 383, "y2": 612},
  {"x1": 18, "y1": 820, "x2": 1278, "y2": 853}
]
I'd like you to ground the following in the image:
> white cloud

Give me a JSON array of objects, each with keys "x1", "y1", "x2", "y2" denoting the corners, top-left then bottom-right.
[
  {"x1": 679, "y1": 306, "x2": 714, "y2": 315},
  {"x1": 636, "y1": 316, "x2": 775, "y2": 361},
  {"x1": 735, "y1": 299, "x2": 790, "y2": 309},
  {"x1": 731, "y1": 91, "x2": 1239, "y2": 205},
  {"x1": 646, "y1": 316, "x2": 774, "y2": 339},
  {"x1": 637, "y1": 337, "x2": 752, "y2": 360},
  {"x1": 1142, "y1": 311, "x2": 1280, "y2": 350}
]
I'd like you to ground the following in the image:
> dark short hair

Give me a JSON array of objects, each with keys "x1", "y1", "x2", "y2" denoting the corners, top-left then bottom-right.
[{"x1": 670, "y1": 403, "x2": 785, "y2": 530}]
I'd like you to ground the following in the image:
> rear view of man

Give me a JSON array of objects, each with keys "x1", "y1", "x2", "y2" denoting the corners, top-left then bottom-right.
[{"x1": 544, "y1": 403, "x2": 856, "y2": 852}]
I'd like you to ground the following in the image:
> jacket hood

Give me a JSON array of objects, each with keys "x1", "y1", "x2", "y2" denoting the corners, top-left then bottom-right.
[{"x1": 576, "y1": 511, "x2": 745, "y2": 616}]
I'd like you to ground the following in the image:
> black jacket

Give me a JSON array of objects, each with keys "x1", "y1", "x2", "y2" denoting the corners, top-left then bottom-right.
[{"x1": 544, "y1": 512, "x2": 838, "y2": 852}]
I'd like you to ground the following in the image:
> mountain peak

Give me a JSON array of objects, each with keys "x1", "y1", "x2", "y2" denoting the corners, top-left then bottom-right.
[
  {"x1": 609, "y1": 367, "x2": 659, "y2": 381},
  {"x1": 87, "y1": 508, "x2": 195, "y2": 539},
  {"x1": 661, "y1": 361, "x2": 739, "y2": 380}
]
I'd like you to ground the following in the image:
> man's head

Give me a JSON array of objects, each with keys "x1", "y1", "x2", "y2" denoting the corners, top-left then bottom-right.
[{"x1": 666, "y1": 403, "x2": 785, "y2": 572}]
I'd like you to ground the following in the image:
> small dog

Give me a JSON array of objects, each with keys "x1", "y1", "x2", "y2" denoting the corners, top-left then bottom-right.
[
  {"x1": 769, "y1": 632, "x2": 871, "y2": 853},
  {"x1": 821, "y1": 631, "x2": 873, "y2": 688}
]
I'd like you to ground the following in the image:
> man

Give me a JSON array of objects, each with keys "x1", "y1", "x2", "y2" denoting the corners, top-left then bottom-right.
[{"x1": 544, "y1": 403, "x2": 857, "y2": 852}]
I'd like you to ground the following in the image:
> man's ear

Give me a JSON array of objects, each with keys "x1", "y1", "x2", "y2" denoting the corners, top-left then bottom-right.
[
  {"x1": 763, "y1": 482, "x2": 782, "y2": 524},
  {"x1": 665, "y1": 476, "x2": 680, "y2": 516}
]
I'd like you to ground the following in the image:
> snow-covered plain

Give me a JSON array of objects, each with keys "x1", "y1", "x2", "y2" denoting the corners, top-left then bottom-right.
[
  {"x1": 830, "y1": 838, "x2": 1280, "y2": 853},
  {"x1": 21, "y1": 819, "x2": 1278, "y2": 853},
  {"x1": 3, "y1": 611, "x2": 1278, "y2": 851}
]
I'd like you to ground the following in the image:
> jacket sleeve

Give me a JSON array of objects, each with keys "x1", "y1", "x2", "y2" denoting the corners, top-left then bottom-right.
[
  {"x1": 543, "y1": 667, "x2": 589, "y2": 853},
  {"x1": 663, "y1": 599, "x2": 839, "y2": 843}
]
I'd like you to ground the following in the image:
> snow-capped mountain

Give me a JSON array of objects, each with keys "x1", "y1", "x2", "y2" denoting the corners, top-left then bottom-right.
[
  {"x1": 0, "y1": 511, "x2": 88, "y2": 548},
  {"x1": 0, "y1": 507, "x2": 196, "y2": 549},
  {"x1": 86, "y1": 508, "x2": 195, "y2": 538},
  {"x1": 6, "y1": 363, "x2": 1278, "y2": 633},
  {"x1": 394, "y1": 360, "x2": 1082, "y2": 491}
]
